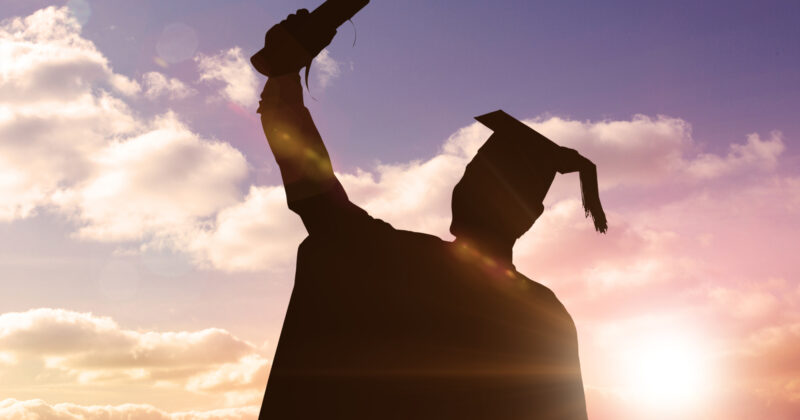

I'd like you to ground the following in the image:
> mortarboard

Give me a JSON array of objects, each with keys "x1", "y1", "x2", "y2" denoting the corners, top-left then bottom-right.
[{"x1": 474, "y1": 110, "x2": 607, "y2": 233}]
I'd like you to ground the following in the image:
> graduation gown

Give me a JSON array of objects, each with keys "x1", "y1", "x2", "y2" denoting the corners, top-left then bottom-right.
[{"x1": 257, "y1": 74, "x2": 588, "y2": 419}]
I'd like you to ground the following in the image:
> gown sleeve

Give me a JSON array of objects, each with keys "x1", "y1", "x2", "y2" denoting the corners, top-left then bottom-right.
[{"x1": 258, "y1": 73, "x2": 371, "y2": 235}]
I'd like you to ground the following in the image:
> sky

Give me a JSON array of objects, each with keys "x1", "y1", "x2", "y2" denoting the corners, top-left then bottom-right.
[{"x1": 0, "y1": 0, "x2": 798, "y2": 418}]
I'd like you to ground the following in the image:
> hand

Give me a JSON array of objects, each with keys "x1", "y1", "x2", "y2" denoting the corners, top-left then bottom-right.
[{"x1": 252, "y1": 9, "x2": 337, "y2": 77}]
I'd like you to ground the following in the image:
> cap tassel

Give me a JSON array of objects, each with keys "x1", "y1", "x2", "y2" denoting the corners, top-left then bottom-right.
[{"x1": 579, "y1": 167, "x2": 607, "y2": 233}]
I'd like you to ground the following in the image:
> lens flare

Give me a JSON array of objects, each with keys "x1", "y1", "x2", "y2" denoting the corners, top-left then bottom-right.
[{"x1": 156, "y1": 23, "x2": 198, "y2": 64}]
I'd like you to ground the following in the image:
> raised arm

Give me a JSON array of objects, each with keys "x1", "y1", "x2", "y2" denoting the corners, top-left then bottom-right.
[
  {"x1": 258, "y1": 74, "x2": 340, "y2": 204},
  {"x1": 253, "y1": 9, "x2": 375, "y2": 235},
  {"x1": 258, "y1": 72, "x2": 367, "y2": 235}
]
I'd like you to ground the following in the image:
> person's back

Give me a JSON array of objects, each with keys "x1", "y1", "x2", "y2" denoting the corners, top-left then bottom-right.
[{"x1": 260, "y1": 199, "x2": 587, "y2": 419}]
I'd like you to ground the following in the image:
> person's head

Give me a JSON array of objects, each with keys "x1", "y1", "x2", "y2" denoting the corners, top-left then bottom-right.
[
  {"x1": 450, "y1": 111, "x2": 607, "y2": 244},
  {"x1": 449, "y1": 133, "x2": 552, "y2": 242}
]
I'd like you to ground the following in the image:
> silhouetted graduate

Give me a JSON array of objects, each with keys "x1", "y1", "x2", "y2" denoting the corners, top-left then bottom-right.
[{"x1": 255, "y1": 7, "x2": 605, "y2": 420}]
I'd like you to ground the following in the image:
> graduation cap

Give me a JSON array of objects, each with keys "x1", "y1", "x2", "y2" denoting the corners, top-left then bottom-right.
[{"x1": 473, "y1": 110, "x2": 607, "y2": 233}]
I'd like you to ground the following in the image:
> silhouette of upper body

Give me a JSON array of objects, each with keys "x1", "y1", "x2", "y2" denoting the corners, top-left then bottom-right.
[{"x1": 256, "y1": 73, "x2": 593, "y2": 420}]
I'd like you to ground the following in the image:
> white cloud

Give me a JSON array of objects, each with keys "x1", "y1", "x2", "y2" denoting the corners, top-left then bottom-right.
[
  {"x1": 0, "y1": 90, "x2": 136, "y2": 221},
  {"x1": 186, "y1": 354, "x2": 269, "y2": 393},
  {"x1": 0, "y1": 399, "x2": 258, "y2": 420},
  {"x1": 142, "y1": 72, "x2": 195, "y2": 100},
  {"x1": 339, "y1": 153, "x2": 465, "y2": 238},
  {"x1": 524, "y1": 115, "x2": 693, "y2": 188},
  {"x1": 0, "y1": 308, "x2": 274, "y2": 414},
  {"x1": 175, "y1": 113, "x2": 792, "y2": 273},
  {"x1": 0, "y1": 309, "x2": 263, "y2": 380},
  {"x1": 312, "y1": 48, "x2": 341, "y2": 88},
  {"x1": 339, "y1": 114, "x2": 785, "y2": 238},
  {"x1": 6, "y1": 5, "x2": 800, "y2": 420},
  {"x1": 0, "y1": 308, "x2": 270, "y2": 413},
  {"x1": 687, "y1": 131, "x2": 784, "y2": 179},
  {"x1": 0, "y1": 7, "x2": 248, "y2": 250},
  {"x1": 0, "y1": 6, "x2": 142, "y2": 221},
  {"x1": 0, "y1": 6, "x2": 139, "y2": 103},
  {"x1": 188, "y1": 186, "x2": 305, "y2": 272},
  {"x1": 0, "y1": 7, "x2": 793, "y2": 281},
  {"x1": 195, "y1": 47, "x2": 259, "y2": 108},
  {"x1": 524, "y1": 115, "x2": 786, "y2": 190},
  {"x1": 54, "y1": 113, "x2": 247, "y2": 243}
]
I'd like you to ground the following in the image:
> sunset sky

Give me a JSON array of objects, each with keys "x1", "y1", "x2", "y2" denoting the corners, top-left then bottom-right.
[{"x1": 1, "y1": 0, "x2": 799, "y2": 418}]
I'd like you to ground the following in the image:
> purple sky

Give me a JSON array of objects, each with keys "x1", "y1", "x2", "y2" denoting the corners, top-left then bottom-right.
[
  {"x1": 5, "y1": 0, "x2": 797, "y2": 169},
  {"x1": 1, "y1": 1, "x2": 799, "y2": 418},
  {"x1": 2, "y1": 0, "x2": 798, "y2": 356}
]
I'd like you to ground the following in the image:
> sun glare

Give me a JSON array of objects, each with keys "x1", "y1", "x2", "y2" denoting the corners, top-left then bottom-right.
[{"x1": 621, "y1": 332, "x2": 714, "y2": 411}]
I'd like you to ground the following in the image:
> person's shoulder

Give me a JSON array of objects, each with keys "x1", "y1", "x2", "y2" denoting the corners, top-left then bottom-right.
[
  {"x1": 512, "y1": 271, "x2": 570, "y2": 310},
  {"x1": 512, "y1": 271, "x2": 576, "y2": 324},
  {"x1": 301, "y1": 213, "x2": 438, "y2": 246},
  {"x1": 392, "y1": 228, "x2": 445, "y2": 243},
  {"x1": 376, "y1": 227, "x2": 447, "y2": 257},
  {"x1": 514, "y1": 272, "x2": 556, "y2": 296},
  {"x1": 340, "y1": 214, "x2": 444, "y2": 245}
]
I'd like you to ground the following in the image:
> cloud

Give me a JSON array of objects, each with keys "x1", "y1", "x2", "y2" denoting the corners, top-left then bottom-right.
[
  {"x1": 526, "y1": 116, "x2": 786, "y2": 190},
  {"x1": 186, "y1": 354, "x2": 269, "y2": 393},
  {"x1": 0, "y1": 89, "x2": 136, "y2": 221},
  {"x1": 0, "y1": 6, "x2": 139, "y2": 103},
  {"x1": 0, "y1": 309, "x2": 270, "y2": 413},
  {"x1": 312, "y1": 48, "x2": 342, "y2": 88},
  {"x1": 195, "y1": 47, "x2": 259, "y2": 108},
  {"x1": 0, "y1": 6, "x2": 141, "y2": 221},
  {"x1": 0, "y1": 6, "x2": 248, "y2": 250},
  {"x1": 0, "y1": 399, "x2": 258, "y2": 420},
  {"x1": 5, "y1": 5, "x2": 800, "y2": 420},
  {"x1": 157, "y1": 113, "x2": 794, "y2": 275},
  {"x1": 54, "y1": 113, "x2": 248, "y2": 243},
  {"x1": 188, "y1": 186, "x2": 305, "y2": 272},
  {"x1": 339, "y1": 114, "x2": 788, "y2": 238},
  {"x1": 0, "y1": 309, "x2": 267, "y2": 387},
  {"x1": 527, "y1": 115, "x2": 694, "y2": 188},
  {"x1": 4, "y1": 6, "x2": 792, "y2": 278},
  {"x1": 687, "y1": 131, "x2": 785, "y2": 179},
  {"x1": 142, "y1": 72, "x2": 196, "y2": 100}
]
